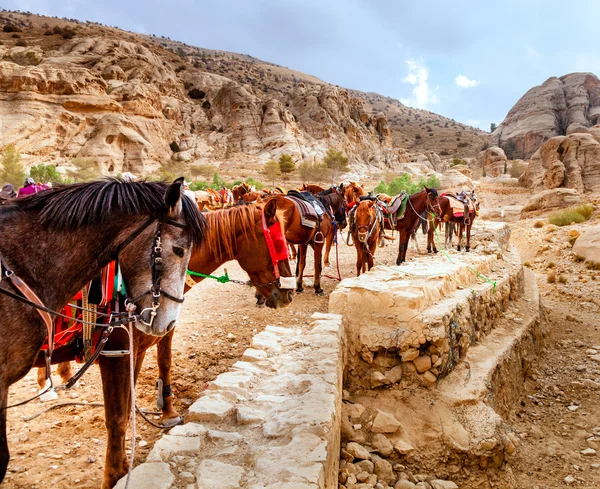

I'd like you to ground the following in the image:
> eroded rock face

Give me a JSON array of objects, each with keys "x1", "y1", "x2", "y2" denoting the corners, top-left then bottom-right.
[
  {"x1": 494, "y1": 73, "x2": 600, "y2": 159},
  {"x1": 521, "y1": 188, "x2": 582, "y2": 213},
  {"x1": 521, "y1": 128, "x2": 600, "y2": 192},
  {"x1": 477, "y1": 146, "x2": 507, "y2": 177},
  {"x1": 0, "y1": 35, "x2": 394, "y2": 174}
]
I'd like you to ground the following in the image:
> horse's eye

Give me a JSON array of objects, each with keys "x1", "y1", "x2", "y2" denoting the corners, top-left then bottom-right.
[{"x1": 173, "y1": 247, "x2": 185, "y2": 258}]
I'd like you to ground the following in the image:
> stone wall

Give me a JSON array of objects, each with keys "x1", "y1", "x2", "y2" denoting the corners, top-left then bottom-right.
[{"x1": 116, "y1": 313, "x2": 345, "y2": 489}]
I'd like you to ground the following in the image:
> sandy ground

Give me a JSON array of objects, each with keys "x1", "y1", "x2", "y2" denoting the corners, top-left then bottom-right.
[{"x1": 2, "y1": 214, "x2": 600, "y2": 489}]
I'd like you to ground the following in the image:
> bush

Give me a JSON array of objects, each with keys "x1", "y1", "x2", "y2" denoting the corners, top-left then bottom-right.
[
  {"x1": 547, "y1": 271, "x2": 556, "y2": 283},
  {"x1": 189, "y1": 164, "x2": 216, "y2": 180},
  {"x1": 189, "y1": 180, "x2": 209, "y2": 191},
  {"x1": 15, "y1": 39, "x2": 26, "y2": 47},
  {"x1": 457, "y1": 142, "x2": 468, "y2": 148},
  {"x1": 574, "y1": 254, "x2": 586, "y2": 262},
  {"x1": 533, "y1": 220, "x2": 545, "y2": 228},
  {"x1": 52, "y1": 25, "x2": 63, "y2": 35},
  {"x1": 169, "y1": 141, "x2": 180, "y2": 153},
  {"x1": 278, "y1": 154, "x2": 295, "y2": 179},
  {"x1": 510, "y1": 160, "x2": 527, "y2": 178},
  {"x1": 373, "y1": 173, "x2": 440, "y2": 196},
  {"x1": 11, "y1": 33, "x2": 20, "y2": 38},
  {"x1": 298, "y1": 160, "x2": 329, "y2": 183},
  {"x1": 262, "y1": 160, "x2": 280, "y2": 186},
  {"x1": 245, "y1": 177, "x2": 264, "y2": 191},
  {"x1": 3, "y1": 24, "x2": 22, "y2": 33},
  {"x1": 62, "y1": 27, "x2": 76, "y2": 39},
  {"x1": 558, "y1": 274, "x2": 568, "y2": 284},
  {"x1": 323, "y1": 148, "x2": 349, "y2": 183},
  {"x1": 44, "y1": 29, "x2": 53, "y2": 36},
  {"x1": 29, "y1": 164, "x2": 63, "y2": 184},
  {"x1": 67, "y1": 157, "x2": 99, "y2": 182},
  {"x1": 451, "y1": 158, "x2": 466, "y2": 167},
  {"x1": 548, "y1": 204, "x2": 595, "y2": 226},
  {"x1": 0, "y1": 143, "x2": 26, "y2": 187},
  {"x1": 586, "y1": 260, "x2": 600, "y2": 271}
]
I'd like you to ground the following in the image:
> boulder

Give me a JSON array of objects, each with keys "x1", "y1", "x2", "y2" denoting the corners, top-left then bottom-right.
[
  {"x1": 522, "y1": 188, "x2": 582, "y2": 213},
  {"x1": 439, "y1": 169, "x2": 473, "y2": 191},
  {"x1": 371, "y1": 433, "x2": 395, "y2": 457},
  {"x1": 572, "y1": 223, "x2": 600, "y2": 263},
  {"x1": 542, "y1": 159, "x2": 566, "y2": 189},
  {"x1": 478, "y1": 146, "x2": 507, "y2": 177},
  {"x1": 371, "y1": 410, "x2": 401, "y2": 434},
  {"x1": 346, "y1": 442, "x2": 371, "y2": 460}
]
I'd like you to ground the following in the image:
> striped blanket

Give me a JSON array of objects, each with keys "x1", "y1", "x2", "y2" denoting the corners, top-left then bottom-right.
[
  {"x1": 447, "y1": 195, "x2": 474, "y2": 217},
  {"x1": 286, "y1": 196, "x2": 319, "y2": 228}
]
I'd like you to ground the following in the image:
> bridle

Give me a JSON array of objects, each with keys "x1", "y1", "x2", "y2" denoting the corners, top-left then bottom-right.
[
  {"x1": 258, "y1": 210, "x2": 295, "y2": 290},
  {"x1": 355, "y1": 205, "x2": 381, "y2": 244},
  {"x1": 408, "y1": 190, "x2": 441, "y2": 222},
  {"x1": 119, "y1": 216, "x2": 189, "y2": 329}
]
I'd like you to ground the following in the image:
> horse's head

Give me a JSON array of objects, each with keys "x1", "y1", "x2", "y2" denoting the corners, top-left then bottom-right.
[
  {"x1": 237, "y1": 198, "x2": 294, "y2": 308},
  {"x1": 354, "y1": 200, "x2": 376, "y2": 243},
  {"x1": 424, "y1": 186, "x2": 441, "y2": 218},
  {"x1": 120, "y1": 178, "x2": 206, "y2": 336},
  {"x1": 331, "y1": 192, "x2": 347, "y2": 230}
]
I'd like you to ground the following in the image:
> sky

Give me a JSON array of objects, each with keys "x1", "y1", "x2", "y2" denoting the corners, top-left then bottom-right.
[{"x1": 4, "y1": 0, "x2": 600, "y2": 132}]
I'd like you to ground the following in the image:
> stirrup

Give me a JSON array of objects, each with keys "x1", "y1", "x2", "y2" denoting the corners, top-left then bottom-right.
[{"x1": 313, "y1": 231, "x2": 325, "y2": 244}]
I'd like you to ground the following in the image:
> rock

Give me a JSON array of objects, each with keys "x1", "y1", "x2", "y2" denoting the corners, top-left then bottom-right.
[
  {"x1": 477, "y1": 146, "x2": 507, "y2": 177},
  {"x1": 345, "y1": 403, "x2": 367, "y2": 422},
  {"x1": 521, "y1": 188, "x2": 581, "y2": 213},
  {"x1": 542, "y1": 159, "x2": 566, "y2": 189},
  {"x1": 393, "y1": 440, "x2": 415, "y2": 455},
  {"x1": 371, "y1": 410, "x2": 401, "y2": 434},
  {"x1": 421, "y1": 371, "x2": 437, "y2": 385},
  {"x1": 373, "y1": 456, "x2": 395, "y2": 483},
  {"x1": 412, "y1": 356, "x2": 432, "y2": 373},
  {"x1": 385, "y1": 365, "x2": 403, "y2": 384},
  {"x1": 188, "y1": 394, "x2": 235, "y2": 422},
  {"x1": 439, "y1": 169, "x2": 473, "y2": 191},
  {"x1": 582, "y1": 448, "x2": 597, "y2": 456},
  {"x1": 573, "y1": 224, "x2": 600, "y2": 263},
  {"x1": 196, "y1": 460, "x2": 244, "y2": 489},
  {"x1": 495, "y1": 73, "x2": 600, "y2": 160},
  {"x1": 372, "y1": 371, "x2": 392, "y2": 387},
  {"x1": 372, "y1": 434, "x2": 395, "y2": 457},
  {"x1": 591, "y1": 355, "x2": 600, "y2": 363},
  {"x1": 346, "y1": 442, "x2": 371, "y2": 460},
  {"x1": 430, "y1": 481, "x2": 459, "y2": 489},
  {"x1": 564, "y1": 475, "x2": 576, "y2": 484},
  {"x1": 355, "y1": 460, "x2": 375, "y2": 474},
  {"x1": 395, "y1": 482, "x2": 417, "y2": 489},
  {"x1": 401, "y1": 349, "x2": 420, "y2": 362},
  {"x1": 114, "y1": 462, "x2": 174, "y2": 489}
]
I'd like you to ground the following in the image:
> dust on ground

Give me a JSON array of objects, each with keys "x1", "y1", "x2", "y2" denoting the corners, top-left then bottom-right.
[{"x1": 3, "y1": 216, "x2": 600, "y2": 489}]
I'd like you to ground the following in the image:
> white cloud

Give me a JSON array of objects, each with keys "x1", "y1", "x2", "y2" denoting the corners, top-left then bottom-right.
[
  {"x1": 526, "y1": 46, "x2": 541, "y2": 59},
  {"x1": 403, "y1": 59, "x2": 438, "y2": 109},
  {"x1": 455, "y1": 75, "x2": 479, "y2": 88},
  {"x1": 466, "y1": 119, "x2": 480, "y2": 126}
]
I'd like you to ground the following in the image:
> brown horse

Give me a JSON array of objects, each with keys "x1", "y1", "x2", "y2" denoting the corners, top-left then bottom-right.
[
  {"x1": 384, "y1": 188, "x2": 440, "y2": 265},
  {"x1": 263, "y1": 194, "x2": 337, "y2": 295},
  {"x1": 301, "y1": 183, "x2": 325, "y2": 194},
  {"x1": 37, "y1": 200, "x2": 294, "y2": 430},
  {"x1": 426, "y1": 194, "x2": 479, "y2": 253},
  {"x1": 351, "y1": 200, "x2": 382, "y2": 276},
  {"x1": 0, "y1": 179, "x2": 206, "y2": 489},
  {"x1": 344, "y1": 181, "x2": 366, "y2": 206},
  {"x1": 232, "y1": 182, "x2": 252, "y2": 202}
]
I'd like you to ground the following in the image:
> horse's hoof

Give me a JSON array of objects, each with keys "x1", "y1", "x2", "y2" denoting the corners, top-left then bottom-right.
[
  {"x1": 161, "y1": 416, "x2": 183, "y2": 428},
  {"x1": 324, "y1": 262, "x2": 330, "y2": 268},
  {"x1": 296, "y1": 287, "x2": 304, "y2": 293},
  {"x1": 66, "y1": 380, "x2": 80, "y2": 390},
  {"x1": 396, "y1": 260, "x2": 403, "y2": 266},
  {"x1": 457, "y1": 247, "x2": 461, "y2": 252},
  {"x1": 434, "y1": 249, "x2": 438, "y2": 254},
  {"x1": 39, "y1": 388, "x2": 59, "y2": 402},
  {"x1": 315, "y1": 290, "x2": 326, "y2": 297},
  {"x1": 466, "y1": 247, "x2": 471, "y2": 252}
]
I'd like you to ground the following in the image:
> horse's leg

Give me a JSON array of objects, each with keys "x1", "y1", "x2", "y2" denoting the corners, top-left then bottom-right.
[
  {"x1": 323, "y1": 231, "x2": 333, "y2": 267},
  {"x1": 354, "y1": 240, "x2": 362, "y2": 277},
  {"x1": 313, "y1": 242, "x2": 325, "y2": 295},
  {"x1": 157, "y1": 329, "x2": 181, "y2": 426},
  {"x1": 57, "y1": 361, "x2": 78, "y2": 387},
  {"x1": 367, "y1": 240, "x2": 376, "y2": 271},
  {"x1": 457, "y1": 223, "x2": 464, "y2": 251},
  {"x1": 426, "y1": 221, "x2": 433, "y2": 254},
  {"x1": 396, "y1": 229, "x2": 407, "y2": 265},
  {"x1": 296, "y1": 244, "x2": 308, "y2": 293},
  {"x1": 0, "y1": 384, "x2": 8, "y2": 483},
  {"x1": 99, "y1": 355, "x2": 131, "y2": 489},
  {"x1": 466, "y1": 222, "x2": 472, "y2": 252}
]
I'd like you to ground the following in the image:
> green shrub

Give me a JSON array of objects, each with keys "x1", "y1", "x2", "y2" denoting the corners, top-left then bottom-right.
[
  {"x1": 189, "y1": 180, "x2": 209, "y2": 191},
  {"x1": 372, "y1": 173, "x2": 440, "y2": 196},
  {"x1": 29, "y1": 164, "x2": 63, "y2": 184},
  {"x1": 451, "y1": 158, "x2": 466, "y2": 167},
  {"x1": 15, "y1": 39, "x2": 26, "y2": 47},
  {"x1": 510, "y1": 160, "x2": 527, "y2": 178},
  {"x1": 548, "y1": 204, "x2": 595, "y2": 226},
  {"x1": 245, "y1": 177, "x2": 264, "y2": 190},
  {"x1": 3, "y1": 24, "x2": 22, "y2": 33},
  {"x1": 0, "y1": 144, "x2": 26, "y2": 187},
  {"x1": 211, "y1": 172, "x2": 228, "y2": 190}
]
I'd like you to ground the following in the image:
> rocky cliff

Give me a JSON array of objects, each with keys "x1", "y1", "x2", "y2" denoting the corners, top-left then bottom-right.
[
  {"x1": 0, "y1": 12, "x2": 487, "y2": 177},
  {"x1": 493, "y1": 72, "x2": 600, "y2": 159}
]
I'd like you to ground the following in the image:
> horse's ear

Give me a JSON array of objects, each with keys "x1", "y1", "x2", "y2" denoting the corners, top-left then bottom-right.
[
  {"x1": 367, "y1": 200, "x2": 376, "y2": 208},
  {"x1": 263, "y1": 198, "x2": 277, "y2": 225},
  {"x1": 256, "y1": 195, "x2": 263, "y2": 204},
  {"x1": 165, "y1": 177, "x2": 184, "y2": 218}
]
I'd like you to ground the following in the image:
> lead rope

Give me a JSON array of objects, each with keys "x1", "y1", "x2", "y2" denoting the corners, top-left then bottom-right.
[{"x1": 124, "y1": 308, "x2": 137, "y2": 489}]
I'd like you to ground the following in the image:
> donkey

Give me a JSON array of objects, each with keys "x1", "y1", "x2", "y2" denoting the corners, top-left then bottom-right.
[{"x1": 0, "y1": 178, "x2": 206, "y2": 488}]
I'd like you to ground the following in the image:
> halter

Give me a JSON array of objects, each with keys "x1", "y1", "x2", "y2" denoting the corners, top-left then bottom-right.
[{"x1": 355, "y1": 205, "x2": 381, "y2": 244}]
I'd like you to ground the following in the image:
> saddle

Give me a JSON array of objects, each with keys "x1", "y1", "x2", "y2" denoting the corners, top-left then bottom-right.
[
  {"x1": 287, "y1": 190, "x2": 326, "y2": 217},
  {"x1": 382, "y1": 191, "x2": 408, "y2": 219},
  {"x1": 444, "y1": 192, "x2": 475, "y2": 223}
]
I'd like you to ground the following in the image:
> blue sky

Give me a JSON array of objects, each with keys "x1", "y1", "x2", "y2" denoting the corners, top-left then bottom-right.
[{"x1": 5, "y1": 0, "x2": 600, "y2": 131}]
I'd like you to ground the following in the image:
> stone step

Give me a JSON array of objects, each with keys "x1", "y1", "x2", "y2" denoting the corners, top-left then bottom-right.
[
  {"x1": 116, "y1": 313, "x2": 346, "y2": 489},
  {"x1": 331, "y1": 238, "x2": 525, "y2": 390},
  {"x1": 341, "y1": 268, "x2": 544, "y2": 486}
]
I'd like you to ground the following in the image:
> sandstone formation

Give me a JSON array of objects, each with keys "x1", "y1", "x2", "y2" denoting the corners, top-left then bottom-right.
[
  {"x1": 572, "y1": 223, "x2": 600, "y2": 263},
  {"x1": 477, "y1": 146, "x2": 507, "y2": 177},
  {"x1": 494, "y1": 73, "x2": 600, "y2": 159},
  {"x1": 520, "y1": 127, "x2": 600, "y2": 192},
  {"x1": 521, "y1": 188, "x2": 581, "y2": 213},
  {"x1": 438, "y1": 168, "x2": 474, "y2": 190}
]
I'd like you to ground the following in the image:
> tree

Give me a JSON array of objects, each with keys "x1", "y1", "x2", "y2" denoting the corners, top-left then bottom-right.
[
  {"x1": 323, "y1": 148, "x2": 349, "y2": 184},
  {"x1": 278, "y1": 154, "x2": 295, "y2": 180},
  {"x1": 29, "y1": 163, "x2": 63, "y2": 184},
  {"x1": 67, "y1": 158, "x2": 100, "y2": 182},
  {"x1": 0, "y1": 144, "x2": 26, "y2": 188},
  {"x1": 262, "y1": 160, "x2": 280, "y2": 187},
  {"x1": 159, "y1": 160, "x2": 189, "y2": 182},
  {"x1": 189, "y1": 164, "x2": 217, "y2": 181},
  {"x1": 490, "y1": 123, "x2": 497, "y2": 133}
]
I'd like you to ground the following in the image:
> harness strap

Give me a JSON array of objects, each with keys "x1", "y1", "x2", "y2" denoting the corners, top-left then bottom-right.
[{"x1": 1, "y1": 255, "x2": 55, "y2": 356}]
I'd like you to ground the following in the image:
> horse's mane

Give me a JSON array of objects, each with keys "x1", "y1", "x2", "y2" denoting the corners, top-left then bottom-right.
[
  {"x1": 204, "y1": 204, "x2": 261, "y2": 260},
  {"x1": 5, "y1": 179, "x2": 206, "y2": 244}
]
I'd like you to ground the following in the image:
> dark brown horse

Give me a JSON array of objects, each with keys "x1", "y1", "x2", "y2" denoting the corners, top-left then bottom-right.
[
  {"x1": 384, "y1": 188, "x2": 440, "y2": 265},
  {"x1": 0, "y1": 179, "x2": 206, "y2": 488},
  {"x1": 344, "y1": 181, "x2": 366, "y2": 206},
  {"x1": 426, "y1": 194, "x2": 479, "y2": 253},
  {"x1": 351, "y1": 200, "x2": 382, "y2": 276},
  {"x1": 37, "y1": 200, "x2": 294, "y2": 431}
]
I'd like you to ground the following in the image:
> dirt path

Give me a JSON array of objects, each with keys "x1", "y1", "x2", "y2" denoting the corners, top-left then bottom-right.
[{"x1": 509, "y1": 219, "x2": 600, "y2": 488}]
